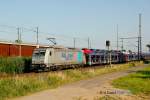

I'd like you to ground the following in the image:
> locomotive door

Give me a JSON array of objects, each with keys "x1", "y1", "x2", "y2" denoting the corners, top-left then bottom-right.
[{"x1": 47, "y1": 48, "x2": 54, "y2": 66}]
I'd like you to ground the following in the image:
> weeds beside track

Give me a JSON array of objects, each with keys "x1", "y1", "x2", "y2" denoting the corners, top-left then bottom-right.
[{"x1": 0, "y1": 61, "x2": 144, "y2": 100}]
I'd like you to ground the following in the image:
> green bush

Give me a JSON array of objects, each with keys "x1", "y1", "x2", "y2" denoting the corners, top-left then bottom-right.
[
  {"x1": 0, "y1": 57, "x2": 31, "y2": 74},
  {"x1": 144, "y1": 60, "x2": 150, "y2": 64}
]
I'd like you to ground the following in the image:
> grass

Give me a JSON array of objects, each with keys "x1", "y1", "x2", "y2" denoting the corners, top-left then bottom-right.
[
  {"x1": 0, "y1": 61, "x2": 144, "y2": 100},
  {"x1": 0, "y1": 57, "x2": 31, "y2": 74},
  {"x1": 0, "y1": 74, "x2": 64, "y2": 100},
  {"x1": 112, "y1": 65, "x2": 150, "y2": 96}
]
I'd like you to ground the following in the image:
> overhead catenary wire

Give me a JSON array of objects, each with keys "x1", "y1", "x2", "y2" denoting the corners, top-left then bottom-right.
[{"x1": 0, "y1": 24, "x2": 90, "y2": 42}]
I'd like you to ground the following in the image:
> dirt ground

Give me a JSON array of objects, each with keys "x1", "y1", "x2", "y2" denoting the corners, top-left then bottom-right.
[{"x1": 13, "y1": 65, "x2": 150, "y2": 100}]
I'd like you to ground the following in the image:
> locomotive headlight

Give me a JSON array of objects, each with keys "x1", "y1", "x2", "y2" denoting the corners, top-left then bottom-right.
[
  {"x1": 41, "y1": 64, "x2": 46, "y2": 67},
  {"x1": 41, "y1": 64, "x2": 45, "y2": 67}
]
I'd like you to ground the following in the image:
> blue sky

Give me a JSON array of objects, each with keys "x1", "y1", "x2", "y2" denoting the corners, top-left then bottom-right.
[{"x1": 0, "y1": 0, "x2": 150, "y2": 52}]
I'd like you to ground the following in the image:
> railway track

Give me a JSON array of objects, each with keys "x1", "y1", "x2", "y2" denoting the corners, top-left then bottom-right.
[
  {"x1": 0, "y1": 61, "x2": 141, "y2": 78},
  {"x1": 0, "y1": 64, "x2": 111, "y2": 78}
]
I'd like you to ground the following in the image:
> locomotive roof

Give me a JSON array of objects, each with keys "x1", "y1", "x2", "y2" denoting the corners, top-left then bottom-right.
[{"x1": 34, "y1": 46, "x2": 82, "y2": 51}]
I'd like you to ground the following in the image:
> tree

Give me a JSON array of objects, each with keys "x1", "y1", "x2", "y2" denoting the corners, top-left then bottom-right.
[
  {"x1": 15, "y1": 40, "x2": 22, "y2": 43},
  {"x1": 146, "y1": 44, "x2": 150, "y2": 52}
]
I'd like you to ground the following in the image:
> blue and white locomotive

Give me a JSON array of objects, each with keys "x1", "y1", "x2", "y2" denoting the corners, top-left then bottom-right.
[{"x1": 31, "y1": 46, "x2": 86, "y2": 71}]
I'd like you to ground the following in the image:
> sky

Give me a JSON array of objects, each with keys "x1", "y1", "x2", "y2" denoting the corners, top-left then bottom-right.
[{"x1": 0, "y1": 0, "x2": 150, "y2": 52}]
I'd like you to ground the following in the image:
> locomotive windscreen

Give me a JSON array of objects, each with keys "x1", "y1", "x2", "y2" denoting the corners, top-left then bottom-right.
[{"x1": 33, "y1": 49, "x2": 46, "y2": 57}]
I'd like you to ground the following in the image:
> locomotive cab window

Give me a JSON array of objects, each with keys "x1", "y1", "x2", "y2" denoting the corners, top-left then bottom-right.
[
  {"x1": 40, "y1": 51, "x2": 45, "y2": 56},
  {"x1": 33, "y1": 50, "x2": 46, "y2": 57}
]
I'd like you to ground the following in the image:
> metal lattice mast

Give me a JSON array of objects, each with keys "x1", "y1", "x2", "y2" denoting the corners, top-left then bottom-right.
[
  {"x1": 36, "y1": 27, "x2": 39, "y2": 45},
  {"x1": 139, "y1": 13, "x2": 142, "y2": 60},
  {"x1": 117, "y1": 24, "x2": 119, "y2": 51}
]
